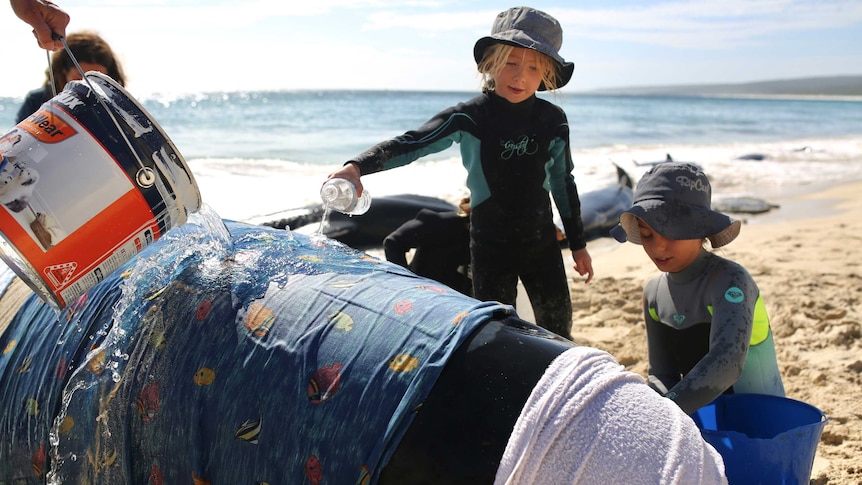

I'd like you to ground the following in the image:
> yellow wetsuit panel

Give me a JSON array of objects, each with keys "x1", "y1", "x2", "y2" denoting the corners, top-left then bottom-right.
[{"x1": 706, "y1": 294, "x2": 769, "y2": 346}]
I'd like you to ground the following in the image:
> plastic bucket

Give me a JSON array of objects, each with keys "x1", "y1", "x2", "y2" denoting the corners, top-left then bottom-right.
[
  {"x1": 691, "y1": 393, "x2": 828, "y2": 485},
  {"x1": 0, "y1": 72, "x2": 200, "y2": 309}
]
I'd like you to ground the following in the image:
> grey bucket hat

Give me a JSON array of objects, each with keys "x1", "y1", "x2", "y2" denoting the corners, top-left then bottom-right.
[
  {"x1": 473, "y1": 6, "x2": 575, "y2": 90},
  {"x1": 610, "y1": 162, "x2": 741, "y2": 248}
]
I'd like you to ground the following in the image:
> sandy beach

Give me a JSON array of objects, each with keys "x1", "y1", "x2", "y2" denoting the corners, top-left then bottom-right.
[{"x1": 564, "y1": 181, "x2": 862, "y2": 484}]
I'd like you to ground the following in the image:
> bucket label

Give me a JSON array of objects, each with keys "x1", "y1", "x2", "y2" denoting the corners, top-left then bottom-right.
[
  {"x1": 0, "y1": 105, "x2": 159, "y2": 307},
  {"x1": 18, "y1": 110, "x2": 77, "y2": 143},
  {"x1": 44, "y1": 262, "x2": 78, "y2": 287}
]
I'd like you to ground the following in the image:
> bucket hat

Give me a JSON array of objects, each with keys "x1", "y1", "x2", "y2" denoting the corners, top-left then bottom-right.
[
  {"x1": 473, "y1": 6, "x2": 574, "y2": 90},
  {"x1": 610, "y1": 162, "x2": 741, "y2": 248}
]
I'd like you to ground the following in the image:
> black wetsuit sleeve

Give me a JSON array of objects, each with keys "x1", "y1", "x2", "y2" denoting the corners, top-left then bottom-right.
[
  {"x1": 547, "y1": 117, "x2": 586, "y2": 250},
  {"x1": 383, "y1": 210, "x2": 465, "y2": 268},
  {"x1": 383, "y1": 214, "x2": 427, "y2": 268},
  {"x1": 348, "y1": 103, "x2": 472, "y2": 176}
]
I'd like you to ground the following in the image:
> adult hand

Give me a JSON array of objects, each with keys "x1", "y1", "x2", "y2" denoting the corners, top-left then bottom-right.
[
  {"x1": 571, "y1": 247, "x2": 594, "y2": 284},
  {"x1": 10, "y1": 0, "x2": 69, "y2": 50},
  {"x1": 325, "y1": 162, "x2": 365, "y2": 196}
]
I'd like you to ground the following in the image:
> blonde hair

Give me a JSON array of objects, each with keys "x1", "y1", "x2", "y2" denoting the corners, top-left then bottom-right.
[{"x1": 477, "y1": 43, "x2": 559, "y2": 92}]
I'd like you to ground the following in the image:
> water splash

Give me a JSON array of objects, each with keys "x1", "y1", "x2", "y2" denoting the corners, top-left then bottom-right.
[
  {"x1": 46, "y1": 203, "x2": 234, "y2": 482},
  {"x1": 46, "y1": 379, "x2": 100, "y2": 485},
  {"x1": 311, "y1": 204, "x2": 334, "y2": 247}
]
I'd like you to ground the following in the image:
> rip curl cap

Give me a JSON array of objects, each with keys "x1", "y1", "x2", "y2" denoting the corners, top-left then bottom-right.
[{"x1": 610, "y1": 162, "x2": 741, "y2": 248}]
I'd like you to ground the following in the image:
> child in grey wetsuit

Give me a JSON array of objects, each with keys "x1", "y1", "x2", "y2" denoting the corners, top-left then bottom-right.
[{"x1": 611, "y1": 162, "x2": 785, "y2": 414}]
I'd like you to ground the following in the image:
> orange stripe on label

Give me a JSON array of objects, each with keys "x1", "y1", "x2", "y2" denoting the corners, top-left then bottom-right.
[
  {"x1": 1, "y1": 188, "x2": 157, "y2": 295},
  {"x1": 18, "y1": 109, "x2": 77, "y2": 143}
]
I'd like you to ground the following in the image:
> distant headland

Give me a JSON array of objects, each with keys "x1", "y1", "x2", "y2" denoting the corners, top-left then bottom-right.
[{"x1": 580, "y1": 75, "x2": 862, "y2": 99}]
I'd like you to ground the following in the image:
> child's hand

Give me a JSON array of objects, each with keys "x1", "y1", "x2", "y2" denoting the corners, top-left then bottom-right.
[
  {"x1": 325, "y1": 162, "x2": 365, "y2": 196},
  {"x1": 572, "y1": 248, "x2": 594, "y2": 284}
]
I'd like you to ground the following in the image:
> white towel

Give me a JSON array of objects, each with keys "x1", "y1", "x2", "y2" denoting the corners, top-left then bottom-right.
[{"x1": 495, "y1": 347, "x2": 727, "y2": 485}]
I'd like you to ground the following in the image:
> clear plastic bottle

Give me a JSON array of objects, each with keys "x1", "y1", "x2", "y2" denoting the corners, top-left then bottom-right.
[{"x1": 320, "y1": 178, "x2": 372, "y2": 215}]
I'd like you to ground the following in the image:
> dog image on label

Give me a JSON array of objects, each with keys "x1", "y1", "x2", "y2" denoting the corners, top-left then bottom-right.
[{"x1": 0, "y1": 164, "x2": 40, "y2": 213}]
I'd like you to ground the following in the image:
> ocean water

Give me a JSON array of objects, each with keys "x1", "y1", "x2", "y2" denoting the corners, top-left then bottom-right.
[{"x1": 1, "y1": 90, "x2": 861, "y2": 223}]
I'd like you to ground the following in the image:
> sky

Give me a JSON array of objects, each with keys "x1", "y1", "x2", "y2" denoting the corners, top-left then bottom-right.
[{"x1": 2, "y1": 0, "x2": 861, "y2": 99}]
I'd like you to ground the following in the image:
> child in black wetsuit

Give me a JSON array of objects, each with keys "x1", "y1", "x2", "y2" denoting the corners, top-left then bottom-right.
[
  {"x1": 324, "y1": 7, "x2": 593, "y2": 338},
  {"x1": 611, "y1": 162, "x2": 785, "y2": 414}
]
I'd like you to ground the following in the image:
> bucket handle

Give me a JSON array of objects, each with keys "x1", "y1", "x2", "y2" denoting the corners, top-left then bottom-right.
[{"x1": 47, "y1": 33, "x2": 156, "y2": 189}]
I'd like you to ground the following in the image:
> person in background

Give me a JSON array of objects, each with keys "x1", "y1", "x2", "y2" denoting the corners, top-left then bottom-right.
[
  {"x1": 384, "y1": 197, "x2": 473, "y2": 296},
  {"x1": 325, "y1": 6, "x2": 593, "y2": 339},
  {"x1": 610, "y1": 162, "x2": 785, "y2": 414},
  {"x1": 16, "y1": 30, "x2": 126, "y2": 123},
  {"x1": 10, "y1": 0, "x2": 69, "y2": 50}
]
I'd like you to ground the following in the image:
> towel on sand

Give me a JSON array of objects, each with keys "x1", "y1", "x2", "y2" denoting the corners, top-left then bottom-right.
[{"x1": 495, "y1": 346, "x2": 727, "y2": 485}]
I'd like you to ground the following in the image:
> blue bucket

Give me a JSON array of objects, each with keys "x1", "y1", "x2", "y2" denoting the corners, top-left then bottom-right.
[{"x1": 691, "y1": 394, "x2": 828, "y2": 485}]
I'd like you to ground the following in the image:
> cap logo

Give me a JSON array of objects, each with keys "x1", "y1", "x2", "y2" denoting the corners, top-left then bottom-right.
[{"x1": 675, "y1": 175, "x2": 709, "y2": 193}]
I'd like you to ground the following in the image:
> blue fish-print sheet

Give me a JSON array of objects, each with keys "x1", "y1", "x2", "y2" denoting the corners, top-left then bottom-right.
[{"x1": 0, "y1": 214, "x2": 510, "y2": 484}]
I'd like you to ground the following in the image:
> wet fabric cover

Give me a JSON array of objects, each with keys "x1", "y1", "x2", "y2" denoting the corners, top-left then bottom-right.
[{"x1": 0, "y1": 218, "x2": 503, "y2": 484}]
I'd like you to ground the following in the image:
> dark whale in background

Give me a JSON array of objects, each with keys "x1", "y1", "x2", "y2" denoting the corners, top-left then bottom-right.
[
  {"x1": 736, "y1": 153, "x2": 767, "y2": 161},
  {"x1": 576, "y1": 164, "x2": 634, "y2": 241},
  {"x1": 633, "y1": 153, "x2": 694, "y2": 167},
  {"x1": 713, "y1": 196, "x2": 780, "y2": 214},
  {"x1": 262, "y1": 193, "x2": 457, "y2": 249},
  {"x1": 262, "y1": 165, "x2": 634, "y2": 248},
  {"x1": 627, "y1": 156, "x2": 780, "y2": 215},
  {"x1": 0, "y1": 216, "x2": 724, "y2": 483}
]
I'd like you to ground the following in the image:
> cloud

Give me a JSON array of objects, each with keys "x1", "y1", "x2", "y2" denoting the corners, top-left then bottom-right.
[
  {"x1": 362, "y1": 9, "x2": 493, "y2": 32},
  {"x1": 1, "y1": 0, "x2": 859, "y2": 98},
  {"x1": 554, "y1": 0, "x2": 862, "y2": 50}
]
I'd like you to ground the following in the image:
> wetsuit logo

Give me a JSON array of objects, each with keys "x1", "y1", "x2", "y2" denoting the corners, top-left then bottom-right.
[
  {"x1": 672, "y1": 314, "x2": 685, "y2": 325},
  {"x1": 724, "y1": 287, "x2": 744, "y2": 303},
  {"x1": 500, "y1": 135, "x2": 538, "y2": 160}
]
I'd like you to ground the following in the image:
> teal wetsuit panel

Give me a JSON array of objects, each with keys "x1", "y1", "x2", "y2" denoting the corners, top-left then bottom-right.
[{"x1": 735, "y1": 329, "x2": 785, "y2": 395}]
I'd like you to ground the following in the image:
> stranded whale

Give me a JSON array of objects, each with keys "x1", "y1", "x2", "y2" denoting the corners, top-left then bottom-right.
[
  {"x1": 260, "y1": 193, "x2": 457, "y2": 249},
  {"x1": 0, "y1": 214, "x2": 725, "y2": 484},
  {"x1": 573, "y1": 163, "x2": 634, "y2": 241},
  {"x1": 260, "y1": 165, "x2": 635, "y2": 249}
]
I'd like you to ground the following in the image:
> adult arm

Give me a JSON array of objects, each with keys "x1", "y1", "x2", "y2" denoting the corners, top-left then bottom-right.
[{"x1": 10, "y1": 0, "x2": 69, "y2": 50}]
